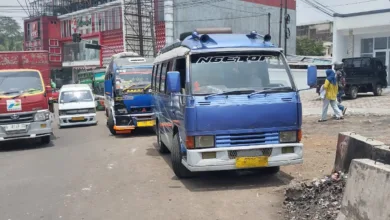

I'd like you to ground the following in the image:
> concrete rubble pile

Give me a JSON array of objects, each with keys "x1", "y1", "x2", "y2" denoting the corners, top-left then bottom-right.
[{"x1": 283, "y1": 172, "x2": 347, "y2": 220}]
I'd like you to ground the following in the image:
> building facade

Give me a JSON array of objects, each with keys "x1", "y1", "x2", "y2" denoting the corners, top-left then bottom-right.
[
  {"x1": 332, "y1": 9, "x2": 390, "y2": 83},
  {"x1": 23, "y1": 16, "x2": 63, "y2": 74},
  {"x1": 58, "y1": 0, "x2": 124, "y2": 82},
  {"x1": 297, "y1": 21, "x2": 333, "y2": 57},
  {"x1": 167, "y1": 0, "x2": 297, "y2": 54}
]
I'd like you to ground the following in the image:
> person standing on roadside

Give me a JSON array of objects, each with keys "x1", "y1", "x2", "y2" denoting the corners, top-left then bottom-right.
[
  {"x1": 334, "y1": 62, "x2": 347, "y2": 115},
  {"x1": 319, "y1": 69, "x2": 343, "y2": 122}
]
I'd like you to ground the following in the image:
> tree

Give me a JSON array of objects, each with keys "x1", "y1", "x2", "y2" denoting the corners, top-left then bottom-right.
[
  {"x1": 0, "y1": 16, "x2": 23, "y2": 51},
  {"x1": 296, "y1": 38, "x2": 325, "y2": 56}
]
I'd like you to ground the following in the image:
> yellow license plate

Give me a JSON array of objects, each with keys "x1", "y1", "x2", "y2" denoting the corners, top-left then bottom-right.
[
  {"x1": 137, "y1": 120, "x2": 155, "y2": 127},
  {"x1": 71, "y1": 117, "x2": 85, "y2": 121},
  {"x1": 235, "y1": 156, "x2": 269, "y2": 168}
]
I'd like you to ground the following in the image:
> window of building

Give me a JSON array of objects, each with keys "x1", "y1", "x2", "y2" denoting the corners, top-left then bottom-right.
[
  {"x1": 63, "y1": 41, "x2": 100, "y2": 62},
  {"x1": 374, "y1": 37, "x2": 387, "y2": 50},
  {"x1": 361, "y1": 38, "x2": 373, "y2": 57}
]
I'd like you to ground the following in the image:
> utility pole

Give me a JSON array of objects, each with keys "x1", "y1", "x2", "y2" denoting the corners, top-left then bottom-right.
[
  {"x1": 137, "y1": 0, "x2": 144, "y2": 56},
  {"x1": 284, "y1": 0, "x2": 288, "y2": 54},
  {"x1": 267, "y1": 13, "x2": 271, "y2": 35},
  {"x1": 149, "y1": 11, "x2": 157, "y2": 57},
  {"x1": 278, "y1": 0, "x2": 283, "y2": 47}
]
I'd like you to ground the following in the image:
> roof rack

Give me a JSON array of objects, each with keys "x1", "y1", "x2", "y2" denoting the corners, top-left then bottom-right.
[{"x1": 179, "y1": 27, "x2": 232, "y2": 41}]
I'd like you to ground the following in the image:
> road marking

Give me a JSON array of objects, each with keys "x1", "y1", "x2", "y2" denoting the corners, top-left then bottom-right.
[{"x1": 131, "y1": 148, "x2": 137, "y2": 154}]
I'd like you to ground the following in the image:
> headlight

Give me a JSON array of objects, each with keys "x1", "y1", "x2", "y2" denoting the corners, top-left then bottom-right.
[
  {"x1": 34, "y1": 110, "x2": 50, "y2": 121},
  {"x1": 279, "y1": 131, "x2": 297, "y2": 143},
  {"x1": 195, "y1": 136, "x2": 215, "y2": 148}
]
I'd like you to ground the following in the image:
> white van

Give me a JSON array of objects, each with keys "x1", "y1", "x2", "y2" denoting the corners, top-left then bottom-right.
[{"x1": 58, "y1": 84, "x2": 97, "y2": 128}]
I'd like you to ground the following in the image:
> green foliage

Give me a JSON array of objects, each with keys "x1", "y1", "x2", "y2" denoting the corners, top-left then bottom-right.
[
  {"x1": 0, "y1": 16, "x2": 23, "y2": 51},
  {"x1": 296, "y1": 38, "x2": 325, "y2": 56}
]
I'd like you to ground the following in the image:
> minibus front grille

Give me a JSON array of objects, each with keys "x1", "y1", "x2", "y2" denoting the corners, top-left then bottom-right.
[{"x1": 215, "y1": 132, "x2": 279, "y2": 147}]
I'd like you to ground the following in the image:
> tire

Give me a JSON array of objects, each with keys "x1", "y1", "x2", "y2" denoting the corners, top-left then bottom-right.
[
  {"x1": 349, "y1": 86, "x2": 358, "y2": 99},
  {"x1": 171, "y1": 133, "x2": 193, "y2": 178},
  {"x1": 41, "y1": 135, "x2": 51, "y2": 145},
  {"x1": 264, "y1": 166, "x2": 280, "y2": 175},
  {"x1": 107, "y1": 113, "x2": 117, "y2": 135},
  {"x1": 156, "y1": 123, "x2": 169, "y2": 154},
  {"x1": 373, "y1": 84, "x2": 383, "y2": 96}
]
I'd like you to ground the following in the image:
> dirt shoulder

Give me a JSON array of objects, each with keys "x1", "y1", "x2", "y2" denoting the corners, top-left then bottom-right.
[{"x1": 282, "y1": 115, "x2": 390, "y2": 181}]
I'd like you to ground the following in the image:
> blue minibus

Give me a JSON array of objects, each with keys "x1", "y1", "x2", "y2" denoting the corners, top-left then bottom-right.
[
  {"x1": 151, "y1": 28, "x2": 317, "y2": 178},
  {"x1": 104, "y1": 52, "x2": 155, "y2": 135}
]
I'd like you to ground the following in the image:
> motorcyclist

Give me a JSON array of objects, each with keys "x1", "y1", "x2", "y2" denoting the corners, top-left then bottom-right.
[{"x1": 334, "y1": 61, "x2": 347, "y2": 115}]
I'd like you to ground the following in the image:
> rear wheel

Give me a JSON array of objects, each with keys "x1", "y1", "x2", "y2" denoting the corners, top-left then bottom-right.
[
  {"x1": 373, "y1": 84, "x2": 383, "y2": 96},
  {"x1": 171, "y1": 133, "x2": 193, "y2": 178},
  {"x1": 107, "y1": 113, "x2": 117, "y2": 135},
  {"x1": 348, "y1": 86, "x2": 358, "y2": 99},
  {"x1": 156, "y1": 123, "x2": 169, "y2": 154},
  {"x1": 41, "y1": 135, "x2": 51, "y2": 145}
]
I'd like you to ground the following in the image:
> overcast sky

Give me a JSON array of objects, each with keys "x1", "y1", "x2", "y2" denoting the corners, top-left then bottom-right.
[{"x1": 1, "y1": 0, "x2": 389, "y2": 30}]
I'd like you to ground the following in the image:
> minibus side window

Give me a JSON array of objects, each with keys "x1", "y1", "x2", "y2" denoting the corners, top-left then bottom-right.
[
  {"x1": 155, "y1": 64, "x2": 162, "y2": 92},
  {"x1": 174, "y1": 58, "x2": 186, "y2": 93},
  {"x1": 151, "y1": 65, "x2": 156, "y2": 90},
  {"x1": 160, "y1": 62, "x2": 168, "y2": 93}
]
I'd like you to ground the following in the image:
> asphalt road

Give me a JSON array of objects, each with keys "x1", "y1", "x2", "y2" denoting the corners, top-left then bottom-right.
[{"x1": 0, "y1": 111, "x2": 293, "y2": 220}]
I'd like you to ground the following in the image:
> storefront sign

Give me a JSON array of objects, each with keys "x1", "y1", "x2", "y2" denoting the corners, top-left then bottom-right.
[{"x1": 77, "y1": 17, "x2": 92, "y2": 27}]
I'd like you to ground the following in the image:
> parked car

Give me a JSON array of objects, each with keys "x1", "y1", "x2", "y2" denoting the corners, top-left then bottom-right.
[
  {"x1": 316, "y1": 57, "x2": 388, "y2": 99},
  {"x1": 58, "y1": 84, "x2": 97, "y2": 128}
]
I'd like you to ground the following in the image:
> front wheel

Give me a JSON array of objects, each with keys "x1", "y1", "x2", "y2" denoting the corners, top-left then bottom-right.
[
  {"x1": 40, "y1": 135, "x2": 51, "y2": 145},
  {"x1": 263, "y1": 166, "x2": 280, "y2": 175},
  {"x1": 107, "y1": 113, "x2": 117, "y2": 135},
  {"x1": 373, "y1": 84, "x2": 383, "y2": 96},
  {"x1": 171, "y1": 133, "x2": 193, "y2": 178}
]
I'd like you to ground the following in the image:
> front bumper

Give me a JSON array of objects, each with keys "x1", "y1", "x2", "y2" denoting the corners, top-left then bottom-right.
[
  {"x1": 114, "y1": 113, "x2": 155, "y2": 128},
  {"x1": 59, "y1": 113, "x2": 97, "y2": 127},
  {"x1": 0, "y1": 120, "x2": 53, "y2": 141},
  {"x1": 182, "y1": 143, "x2": 303, "y2": 172}
]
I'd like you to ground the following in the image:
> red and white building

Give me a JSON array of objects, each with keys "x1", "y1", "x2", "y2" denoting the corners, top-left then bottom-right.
[
  {"x1": 23, "y1": 16, "x2": 62, "y2": 71},
  {"x1": 58, "y1": 0, "x2": 124, "y2": 81}
]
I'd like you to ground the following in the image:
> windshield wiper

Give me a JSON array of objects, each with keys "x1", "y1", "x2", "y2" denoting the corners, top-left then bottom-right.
[
  {"x1": 204, "y1": 90, "x2": 255, "y2": 100},
  {"x1": 248, "y1": 87, "x2": 294, "y2": 98},
  {"x1": 1, "y1": 90, "x2": 21, "y2": 95}
]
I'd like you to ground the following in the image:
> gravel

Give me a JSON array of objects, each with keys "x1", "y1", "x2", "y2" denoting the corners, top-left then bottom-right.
[{"x1": 283, "y1": 172, "x2": 347, "y2": 220}]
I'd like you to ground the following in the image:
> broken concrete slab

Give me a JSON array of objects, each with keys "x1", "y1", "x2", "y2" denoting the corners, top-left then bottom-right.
[
  {"x1": 337, "y1": 159, "x2": 390, "y2": 220},
  {"x1": 333, "y1": 132, "x2": 390, "y2": 173}
]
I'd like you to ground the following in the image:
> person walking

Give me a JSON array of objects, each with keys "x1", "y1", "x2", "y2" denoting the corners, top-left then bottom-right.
[
  {"x1": 334, "y1": 62, "x2": 347, "y2": 115},
  {"x1": 319, "y1": 69, "x2": 343, "y2": 122}
]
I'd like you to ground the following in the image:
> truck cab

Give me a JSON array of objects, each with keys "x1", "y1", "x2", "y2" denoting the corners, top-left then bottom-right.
[
  {"x1": 152, "y1": 28, "x2": 317, "y2": 178},
  {"x1": 0, "y1": 69, "x2": 53, "y2": 144}
]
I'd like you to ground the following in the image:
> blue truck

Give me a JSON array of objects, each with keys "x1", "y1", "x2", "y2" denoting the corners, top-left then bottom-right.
[
  {"x1": 151, "y1": 28, "x2": 317, "y2": 178},
  {"x1": 104, "y1": 52, "x2": 155, "y2": 135}
]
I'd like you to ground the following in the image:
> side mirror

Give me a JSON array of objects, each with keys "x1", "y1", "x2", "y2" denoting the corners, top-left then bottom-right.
[
  {"x1": 166, "y1": 71, "x2": 181, "y2": 93},
  {"x1": 307, "y1": 65, "x2": 318, "y2": 88}
]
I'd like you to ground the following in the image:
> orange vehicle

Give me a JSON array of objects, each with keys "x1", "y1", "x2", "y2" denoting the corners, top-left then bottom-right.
[{"x1": 0, "y1": 51, "x2": 54, "y2": 144}]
